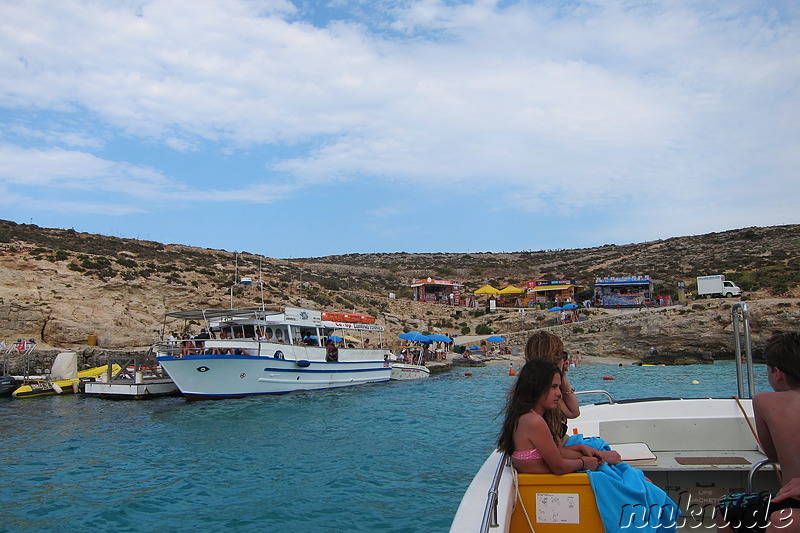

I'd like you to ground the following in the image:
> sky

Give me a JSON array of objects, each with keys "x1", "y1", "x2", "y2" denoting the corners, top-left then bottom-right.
[{"x1": 1, "y1": 0, "x2": 798, "y2": 258}]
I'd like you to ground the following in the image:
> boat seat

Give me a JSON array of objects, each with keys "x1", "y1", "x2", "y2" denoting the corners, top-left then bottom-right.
[
  {"x1": 510, "y1": 473, "x2": 603, "y2": 533},
  {"x1": 600, "y1": 417, "x2": 759, "y2": 452}
]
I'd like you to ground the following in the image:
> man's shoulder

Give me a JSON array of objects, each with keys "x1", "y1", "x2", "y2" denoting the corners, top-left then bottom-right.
[{"x1": 754, "y1": 390, "x2": 800, "y2": 410}]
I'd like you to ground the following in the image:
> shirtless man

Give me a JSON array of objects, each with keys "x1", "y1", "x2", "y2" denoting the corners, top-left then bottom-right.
[{"x1": 719, "y1": 332, "x2": 800, "y2": 532}]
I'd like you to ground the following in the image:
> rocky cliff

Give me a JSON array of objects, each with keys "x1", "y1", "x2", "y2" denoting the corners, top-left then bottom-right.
[{"x1": 1, "y1": 220, "x2": 799, "y2": 372}]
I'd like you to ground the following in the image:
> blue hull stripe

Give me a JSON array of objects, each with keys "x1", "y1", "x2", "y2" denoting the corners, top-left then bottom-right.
[{"x1": 259, "y1": 367, "x2": 387, "y2": 374}]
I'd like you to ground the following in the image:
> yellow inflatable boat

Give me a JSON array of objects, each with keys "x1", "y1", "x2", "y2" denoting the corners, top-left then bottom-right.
[{"x1": 12, "y1": 365, "x2": 119, "y2": 398}]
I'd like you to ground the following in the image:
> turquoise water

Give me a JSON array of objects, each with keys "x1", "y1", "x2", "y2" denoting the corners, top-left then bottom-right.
[{"x1": 0, "y1": 361, "x2": 769, "y2": 532}]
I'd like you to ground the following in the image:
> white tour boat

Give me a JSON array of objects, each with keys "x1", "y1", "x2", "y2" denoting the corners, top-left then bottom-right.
[
  {"x1": 450, "y1": 302, "x2": 782, "y2": 532},
  {"x1": 155, "y1": 307, "x2": 392, "y2": 400}
]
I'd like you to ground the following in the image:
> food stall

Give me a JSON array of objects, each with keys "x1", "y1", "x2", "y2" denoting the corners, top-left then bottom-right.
[
  {"x1": 411, "y1": 278, "x2": 462, "y2": 305},
  {"x1": 524, "y1": 280, "x2": 579, "y2": 308},
  {"x1": 594, "y1": 275, "x2": 653, "y2": 307}
]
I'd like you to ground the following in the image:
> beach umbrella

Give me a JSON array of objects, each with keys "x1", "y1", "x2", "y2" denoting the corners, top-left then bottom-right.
[
  {"x1": 548, "y1": 306, "x2": 563, "y2": 312},
  {"x1": 562, "y1": 303, "x2": 579, "y2": 309},
  {"x1": 328, "y1": 335, "x2": 343, "y2": 342},
  {"x1": 343, "y1": 335, "x2": 360, "y2": 343},
  {"x1": 486, "y1": 335, "x2": 506, "y2": 343},
  {"x1": 474, "y1": 285, "x2": 500, "y2": 294},
  {"x1": 428, "y1": 334, "x2": 452, "y2": 343},
  {"x1": 398, "y1": 331, "x2": 430, "y2": 343},
  {"x1": 498, "y1": 285, "x2": 523, "y2": 294}
]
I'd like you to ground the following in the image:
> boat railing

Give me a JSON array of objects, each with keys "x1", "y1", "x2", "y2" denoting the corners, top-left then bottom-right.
[
  {"x1": 103, "y1": 349, "x2": 169, "y2": 382},
  {"x1": 732, "y1": 302, "x2": 756, "y2": 399},
  {"x1": 575, "y1": 389, "x2": 616, "y2": 404},
  {"x1": 479, "y1": 452, "x2": 509, "y2": 533}
]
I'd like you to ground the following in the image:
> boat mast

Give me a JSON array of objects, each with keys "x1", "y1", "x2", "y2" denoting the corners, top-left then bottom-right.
[{"x1": 230, "y1": 252, "x2": 238, "y2": 309}]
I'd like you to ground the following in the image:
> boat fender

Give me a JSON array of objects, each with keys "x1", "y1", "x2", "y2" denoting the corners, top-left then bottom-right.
[
  {"x1": 296, "y1": 360, "x2": 311, "y2": 368},
  {"x1": 72, "y1": 381, "x2": 79, "y2": 394},
  {"x1": 52, "y1": 382, "x2": 63, "y2": 394}
]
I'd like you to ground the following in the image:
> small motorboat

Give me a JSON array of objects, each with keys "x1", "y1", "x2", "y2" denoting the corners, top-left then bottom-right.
[
  {"x1": 12, "y1": 352, "x2": 119, "y2": 399},
  {"x1": 390, "y1": 345, "x2": 431, "y2": 380}
]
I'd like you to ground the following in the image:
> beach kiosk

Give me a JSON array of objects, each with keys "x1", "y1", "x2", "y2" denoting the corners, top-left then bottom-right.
[
  {"x1": 411, "y1": 278, "x2": 462, "y2": 305},
  {"x1": 524, "y1": 280, "x2": 579, "y2": 308},
  {"x1": 594, "y1": 275, "x2": 653, "y2": 307}
]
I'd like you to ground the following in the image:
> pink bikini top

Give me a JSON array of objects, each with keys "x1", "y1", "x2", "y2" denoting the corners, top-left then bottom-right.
[
  {"x1": 512, "y1": 409, "x2": 545, "y2": 460},
  {"x1": 511, "y1": 448, "x2": 543, "y2": 460}
]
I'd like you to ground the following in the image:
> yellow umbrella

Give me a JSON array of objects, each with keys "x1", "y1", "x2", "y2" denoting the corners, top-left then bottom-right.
[
  {"x1": 474, "y1": 284, "x2": 500, "y2": 294},
  {"x1": 498, "y1": 285, "x2": 523, "y2": 294},
  {"x1": 343, "y1": 335, "x2": 361, "y2": 343}
]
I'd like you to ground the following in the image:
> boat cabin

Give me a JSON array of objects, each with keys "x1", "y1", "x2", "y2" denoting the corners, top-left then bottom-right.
[{"x1": 165, "y1": 306, "x2": 384, "y2": 348}]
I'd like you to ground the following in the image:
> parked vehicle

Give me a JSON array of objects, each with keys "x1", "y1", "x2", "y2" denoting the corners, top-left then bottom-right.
[{"x1": 696, "y1": 275, "x2": 742, "y2": 298}]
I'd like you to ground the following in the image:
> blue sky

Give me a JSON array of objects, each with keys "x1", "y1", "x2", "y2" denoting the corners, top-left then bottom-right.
[{"x1": 1, "y1": 0, "x2": 798, "y2": 258}]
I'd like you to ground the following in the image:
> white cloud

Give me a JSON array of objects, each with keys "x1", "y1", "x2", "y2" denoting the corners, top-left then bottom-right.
[{"x1": 0, "y1": 0, "x2": 797, "y2": 253}]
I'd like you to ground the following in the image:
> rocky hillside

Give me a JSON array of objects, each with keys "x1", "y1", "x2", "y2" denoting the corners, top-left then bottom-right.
[{"x1": 1, "y1": 220, "x2": 799, "y2": 371}]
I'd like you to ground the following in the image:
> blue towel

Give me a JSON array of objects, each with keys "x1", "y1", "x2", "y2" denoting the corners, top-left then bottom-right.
[{"x1": 565, "y1": 434, "x2": 680, "y2": 533}]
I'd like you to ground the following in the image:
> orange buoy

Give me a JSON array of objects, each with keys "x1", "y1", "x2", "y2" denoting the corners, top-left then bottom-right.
[
  {"x1": 603, "y1": 376, "x2": 614, "y2": 380},
  {"x1": 465, "y1": 372, "x2": 473, "y2": 377},
  {"x1": 509, "y1": 368, "x2": 516, "y2": 376}
]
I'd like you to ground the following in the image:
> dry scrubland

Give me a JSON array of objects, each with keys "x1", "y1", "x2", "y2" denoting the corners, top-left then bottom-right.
[{"x1": 1, "y1": 220, "x2": 799, "y2": 371}]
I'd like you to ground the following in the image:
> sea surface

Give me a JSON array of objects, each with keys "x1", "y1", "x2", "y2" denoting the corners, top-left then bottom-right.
[{"x1": 0, "y1": 361, "x2": 769, "y2": 532}]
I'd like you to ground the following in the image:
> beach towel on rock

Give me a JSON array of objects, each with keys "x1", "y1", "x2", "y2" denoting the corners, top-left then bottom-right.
[{"x1": 565, "y1": 434, "x2": 680, "y2": 533}]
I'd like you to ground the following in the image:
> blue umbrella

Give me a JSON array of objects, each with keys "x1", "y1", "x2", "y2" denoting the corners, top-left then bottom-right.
[
  {"x1": 328, "y1": 335, "x2": 343, "y2": 342},
  {"x1": 428, "y1": 334, "x2": 452, "y2": 343},
  {"x1": 486, "y1": 335, "x2": 506, "y2": 343},
  {"x1": 398, "y1": 331, "x2": 430, "y2": 343},
  {"x1": 548, "y1": 306, "x2": 563, "y2": 312},
  {"x1": 562, "y1": 303, "x2": 579, "y2": 309}
]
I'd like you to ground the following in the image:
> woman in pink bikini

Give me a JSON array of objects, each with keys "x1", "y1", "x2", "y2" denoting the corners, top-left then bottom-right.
[{"x1": 497, "y1": 358, "x2": 618, "y2": 474}]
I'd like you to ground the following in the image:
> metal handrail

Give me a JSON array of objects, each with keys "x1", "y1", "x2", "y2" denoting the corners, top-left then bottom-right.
[
  {"x1": 479, "y1": 452, "x2": 509, "y2": 533},
  {"x1": 732, "y1": 302, "x2": 756, "y2": 399},
  {"x1": 575, "y1": 390, "x2": 616, "y2": 404},
  {"x1": 747, "y1": 459, "x2": 775, "y2": 493}
]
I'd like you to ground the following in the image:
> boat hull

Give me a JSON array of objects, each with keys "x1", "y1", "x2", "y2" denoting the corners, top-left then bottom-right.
[
  {"x1": 157, "y1": 350, "x2": 392, "y2": 399},
  {"x1": 390, "y1": 363, "x2": 431, "y2": 380}
]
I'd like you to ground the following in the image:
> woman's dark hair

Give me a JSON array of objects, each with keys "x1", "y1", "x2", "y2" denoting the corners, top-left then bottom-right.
[{"x1": 497, "y1": 358, "x2": 560, "y2": 454}]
